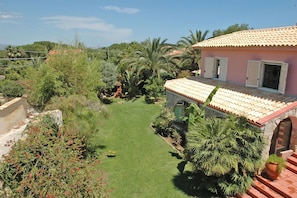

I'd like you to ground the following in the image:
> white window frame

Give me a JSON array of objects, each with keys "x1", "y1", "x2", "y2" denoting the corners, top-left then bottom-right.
[
  {"x1": 246, "y1": 60, "x2": 288, "y2": 94},
  {"x1": 204, "y1": 57, "x2": 228, "y2": 81}
]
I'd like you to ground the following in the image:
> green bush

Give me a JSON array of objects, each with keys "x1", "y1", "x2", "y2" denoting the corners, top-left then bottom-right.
[
  {"x1": 0, "y1": 115, "x2": 110, "y2": 197},
  {"x1": 144, "y1": 77, "x2": 164, "y2": 103},
  {"x1": 1, "y1": 80, "x2": 25, "y2": 97},
  {"x1": 152, "y1": 107, "x2": 176, "y2": 137}
]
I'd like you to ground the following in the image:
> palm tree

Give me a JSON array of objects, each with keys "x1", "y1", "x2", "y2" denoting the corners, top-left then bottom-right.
[
  {"x1": 184, "y1": 115, "x2": 266, "y2": 196},
  {"x1": 176, "y1": 30, "x2": 209, "y2": 71},
  {"x1": 135, "y1": 37, "x2": 176, "y2": 79},
  {"x1": 119, "y1": 38, "x2": 178, "y2": 98}
]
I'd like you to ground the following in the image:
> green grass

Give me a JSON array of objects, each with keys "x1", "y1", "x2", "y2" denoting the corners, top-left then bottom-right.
[{"x1": 93, "y1": 98, "x2": 190, "y2": 198}]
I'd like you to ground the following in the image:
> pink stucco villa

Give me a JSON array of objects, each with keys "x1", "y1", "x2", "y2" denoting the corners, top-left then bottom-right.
[
  {"x1": 165, "y1": 25, "x2": 297, "y2": 156},
  {"x1": 165, "y1": 25, "x2": 297, "y2": 196}
]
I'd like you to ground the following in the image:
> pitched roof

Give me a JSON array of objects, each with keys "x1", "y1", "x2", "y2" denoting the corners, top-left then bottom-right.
[
  {"x1": 164, "y1": 77, "x2": 297, "y2": 126},
  {"x1": 192, "y1": 26, "x2": 297, "y2": 48}
]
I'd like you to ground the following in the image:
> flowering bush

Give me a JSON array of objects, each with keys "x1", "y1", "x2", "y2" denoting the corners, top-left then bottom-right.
[{"x1": 0, "y1": 115, "x2": 110, "y2": 197}]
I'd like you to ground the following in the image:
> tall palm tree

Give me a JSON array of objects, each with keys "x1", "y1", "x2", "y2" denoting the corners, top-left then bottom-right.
[
  {"x1": 135, "y1": 37, "x2": 176, "y2": 79},
  {"x1": 177, "y1": 30, "x2": 209, "y2": 71}
]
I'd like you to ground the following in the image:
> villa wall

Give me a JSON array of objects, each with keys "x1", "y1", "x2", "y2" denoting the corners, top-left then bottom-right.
[
  {"x1": 200, "y1": 47, "x2": 297, "y2": 96},
  {"x1": 0, "y1": 97, "x2": 27, "y2": 135}
]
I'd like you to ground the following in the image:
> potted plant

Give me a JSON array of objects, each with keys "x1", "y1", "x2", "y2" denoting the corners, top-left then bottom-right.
[{"x1": 265, "y1": 154, "x2": 286, "y2": 180}]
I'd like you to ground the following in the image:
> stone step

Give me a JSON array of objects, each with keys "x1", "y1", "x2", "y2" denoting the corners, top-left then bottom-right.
[
  {"x1": 292, "y1": 152, "x2": 297, "y2": 159},
  {"x1": 285, "y1": 161, "x2": 297, "y2": 174},
  {"x1": 246, "y1": 186, "x2": 269, "y2": 198},
  {"x1": 237, "y1": 192, "x2": 253, "y2": 198},
  {"x1": 287, "y1": 155, "x2": 297, "y2": 166},
  {"x1": 256, "y1": 174, "x2": 293, "y2": 198},
  {"x1": 252, "y1": 179, "x2": 284, "y2": 198}
]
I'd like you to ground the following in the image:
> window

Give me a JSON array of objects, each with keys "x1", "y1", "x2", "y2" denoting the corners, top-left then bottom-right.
[
  {"x1": 246, "y1": 60, "x2": 288, "y2": 94},
  {"x1": 204, "y1": 57, "x2": 227, "y2": 81},
  {"x1": 262, "y1": 64, "x2": 281, "y2": 90}
]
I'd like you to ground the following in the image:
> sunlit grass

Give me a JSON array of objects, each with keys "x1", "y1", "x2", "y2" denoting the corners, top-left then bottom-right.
[{"x1": 93, "y1": 97, "x2": 189, "y2": 198}]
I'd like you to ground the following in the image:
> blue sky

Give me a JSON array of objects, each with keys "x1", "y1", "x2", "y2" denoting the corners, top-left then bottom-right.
[{"x1": 1, "y1": 0, "x2": 297, "y2": 48}]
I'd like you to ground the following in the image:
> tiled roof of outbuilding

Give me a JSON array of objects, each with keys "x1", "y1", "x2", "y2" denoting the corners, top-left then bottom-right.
[
  {"x1": 192, "y1": 26, "x2": 297, "y2": 48},
  {"x1": 164, "y1": 77, "x2": 297, "y2": 126}
]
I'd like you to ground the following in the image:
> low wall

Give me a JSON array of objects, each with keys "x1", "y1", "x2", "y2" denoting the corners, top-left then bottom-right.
[{"x1": 0, "y1": 97, "x2": 27, "y2": 135}]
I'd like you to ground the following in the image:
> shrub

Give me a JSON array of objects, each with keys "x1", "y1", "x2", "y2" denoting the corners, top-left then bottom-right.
[
  {"x1": 27, "y1": 47, "x2": 103, "y2": 109},
  {"x1": 152, "y1": 107, "x2": 176, "y2": 137},
  {"x1": 1, "y1": 80, "x2": 25, "y2": 97},
  {"x1": 177, "y1": 70, "x2": 191, "y2": 78},
  {"x1": 45, "y1": 95, "x2": 109, "y2": 155},
  {"x1": 0, "y1": 115, "x2": 110, "y2": 197},
  {"x1": 99, "y1": 61, "x2": 118, "y2": 96},
  {"x1": 144, "y1": 77, "x2": 164, "y2": 103}
]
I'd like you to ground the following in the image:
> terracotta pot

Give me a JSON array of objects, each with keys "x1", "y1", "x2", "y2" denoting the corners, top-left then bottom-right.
[{"x1": 266, "y1": 162, "x2": 280, "y2": 180}]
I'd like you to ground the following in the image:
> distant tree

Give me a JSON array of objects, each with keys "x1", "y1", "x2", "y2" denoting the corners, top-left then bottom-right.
[
  {"x1": 177, "y1": 30, "x2": 209, "y2": 72},
  {"x1": 0, "y1": 49, "x2": 7, "y2": 58},
  {"x1": 212, "y1": 23, "x2": 250, "y2": 37},
  {"x1": 28, "y1": 41, "x2": 57, "y2": 51},
  {"x1": 116, "y1": 41, "x2": 144, "y2": 77}
]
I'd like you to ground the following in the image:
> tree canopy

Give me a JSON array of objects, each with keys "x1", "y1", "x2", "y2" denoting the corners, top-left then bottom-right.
[{"x1": 212, "y1": 23, "x2": 251, "y2": 37}]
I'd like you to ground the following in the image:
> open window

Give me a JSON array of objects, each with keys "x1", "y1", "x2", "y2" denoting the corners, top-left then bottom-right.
[
  {"x1": 246, "y1": 60, "x2": 288, "y2": 94},
  {"x1": 204, "y1": 57, "x2": 228, "y2": 81}
]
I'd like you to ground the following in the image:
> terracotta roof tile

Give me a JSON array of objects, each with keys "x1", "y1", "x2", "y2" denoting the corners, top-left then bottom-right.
[
  {"x1": 164, "y1": 77, "x2": 297, "y2": 126},
  {"x1": 192, "y1": 26, "x2": 297, "y2": 48}
]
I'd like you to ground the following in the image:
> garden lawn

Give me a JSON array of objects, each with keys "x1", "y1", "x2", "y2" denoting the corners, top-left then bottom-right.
[{"x1": 94, "y1": 98, "x2": 189, "y2": 198}]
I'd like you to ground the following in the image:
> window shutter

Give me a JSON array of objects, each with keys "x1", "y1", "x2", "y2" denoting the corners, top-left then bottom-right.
[
  {"x1": 219, "y1": 58, "x2": 228, "y2": 81},
  {"x1": 246, "y1": 60, "x2": 261, "y2": 87},
  {"x1": 204, "y1": 57, "x2": 214, "y2": 78},
  {"x1": 278, "y1": 63, "x2": 288, "y2": 94}
]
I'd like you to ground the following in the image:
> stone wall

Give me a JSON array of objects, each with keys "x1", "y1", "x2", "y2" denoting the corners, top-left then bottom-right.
[
  {"x1": 165, "y1": 90, "x2": 197, "y2": 109},
  {"x1": 0, "y1": 97, "x2": 27, "y2": 135},
  {"x1": 261, "y1": 107, "x2": 297, "y2": 159}
]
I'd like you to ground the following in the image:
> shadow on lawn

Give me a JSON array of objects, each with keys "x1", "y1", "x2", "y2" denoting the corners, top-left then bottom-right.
[
  {"x1": 87, "y1": 144, "x2": 106, "y2": 156},
  {"x1": 173, "y1": 170, "x2": 219, "y2": 198},
  {"x1": 169, "y1": 151, "x2": 183, "y2": 159}
]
